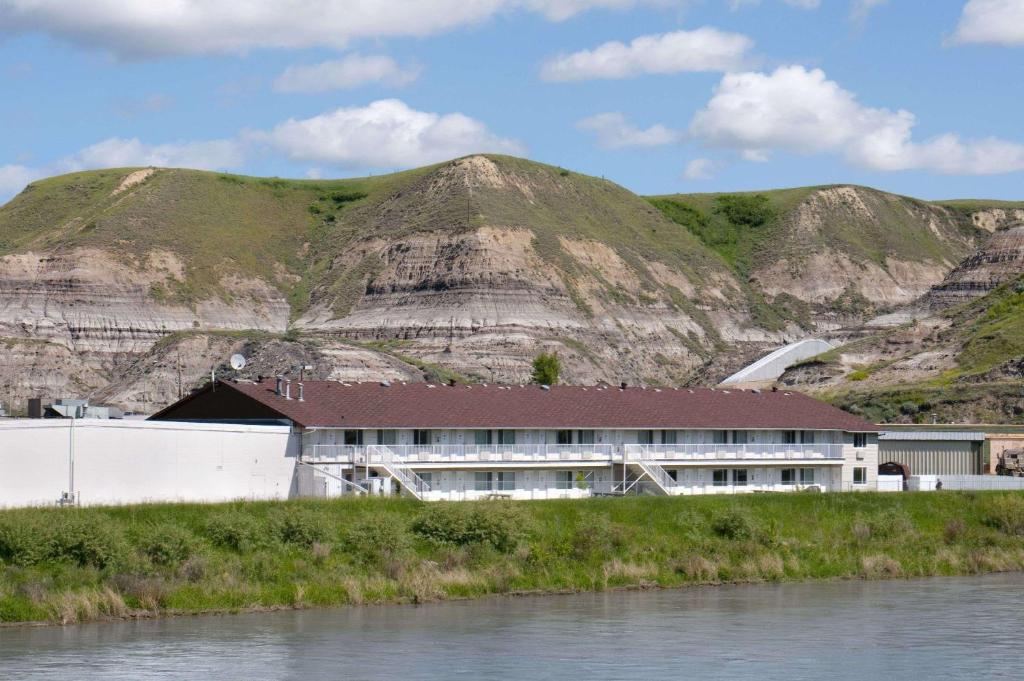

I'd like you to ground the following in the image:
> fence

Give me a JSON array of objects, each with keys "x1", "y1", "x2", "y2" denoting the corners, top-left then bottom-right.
[{"x1": 910, "y1": 475, "x2": 1024, "y2": 491}]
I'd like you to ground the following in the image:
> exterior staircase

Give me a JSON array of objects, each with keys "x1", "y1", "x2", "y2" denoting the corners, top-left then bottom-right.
[
  {"x1": 366, "y1": 445, "x2": 431, "y2": 500},
  {"x1": 623, "y1": 446, "x2": 677, "y2": 496}
]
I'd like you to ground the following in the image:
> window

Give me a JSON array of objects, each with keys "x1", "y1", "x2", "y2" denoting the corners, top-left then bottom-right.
[
  {"x1": 732, "y1": 469, "x2": 748, "y2": 486},
  {"x1": 418, "y1": 472, "x2": 433, "y2": 489},
  {"x1": 800, "y1": 430, "x2": 815, "y2": 444},
  {"x1": 713, "y1": 430, "x2": 728, "y2": 444},
  {"x1": 556, "y1": 470, "x2": 574, "y2": 489},
  {"x1": 713, "y1": 469, "x2": 729, "y2": 487},
  {"x1": 853, "y1": 433, "x2": 867, "y2": 448},
  {"x1": 661, "y1": 430, "x2": 677, "y2": 445},
  {"x1": 782, "y1": 430, "x2": 797, "y2": 445},
  {"x1": 731, "y1": 430, "x2": 748, "y2": 445},
  {"x1": 377, "y1": 429, "x2": 397, "y2": 445},
  {"x1": 800, "y1": 468, "x2": 815, "y2": 485},
  {"x1": 853, "y1": 467, "x2": 867, "y2": 485},
  {"x1": 474, "y1": 472, "x2": 493, "y2": 491},
  {"x1": 781, "y1": 468, "x2": 796, "y2": 486},
  {"x1": 498, "y1": 429, "x2": 516, "y2": 445},
  {"x1": 577, "y1": 430, "x2": 595, "y2": 445},
  {"x1": 344, "y1": 430, "x2": 363, "y2": 446},
  {"x1": 413, "y1": 429, "x2": 431, "y2": 446},
  {"x1": 496, "y1": 472, "x2": 516, "y2": 491},
  {"x1": 637, "y1": 430, "x2": 654, "y2": 445},
  {"x1": 667, "y1": 469, "x2": 678, "y2": 482},
  {"x1": 556, "y1": 429, "x2": 573, "y2": 445},
  {"x1": 474, "y1": 430, "x2": 492, "y2": 445}
]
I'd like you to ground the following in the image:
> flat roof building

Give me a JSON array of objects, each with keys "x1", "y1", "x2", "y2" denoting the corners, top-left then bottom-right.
[{"x1": 152, "y1": 379, "x2": 880, "y2": 500}]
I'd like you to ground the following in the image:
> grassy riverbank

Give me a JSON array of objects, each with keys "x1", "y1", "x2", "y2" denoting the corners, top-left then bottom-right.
[{"x1": 4, "y1": 492, "x2": 1024, "y2": 625}]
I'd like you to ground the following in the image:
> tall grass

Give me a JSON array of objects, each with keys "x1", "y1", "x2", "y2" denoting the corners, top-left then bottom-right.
[{"x1": 2, "y1": 492, "x2": 1024, "y2": 625}]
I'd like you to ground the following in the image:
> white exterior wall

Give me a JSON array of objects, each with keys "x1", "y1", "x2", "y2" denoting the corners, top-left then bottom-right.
[
  {"x1": 840, "y1": 433, "x2": 879, "y2": 490},
  {"x1": 0, "y1": 420, "x2": 298, "y2": 507}
]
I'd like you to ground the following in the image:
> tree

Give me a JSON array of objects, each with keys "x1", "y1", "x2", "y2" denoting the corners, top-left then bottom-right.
[{"x1": 531, "y1": 352, "x2": 561, "y2": 385}]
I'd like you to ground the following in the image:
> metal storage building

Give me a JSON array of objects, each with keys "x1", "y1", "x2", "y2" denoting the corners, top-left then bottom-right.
[{"x1": 878, "y1": 431, "x2": 986, "y2": 476}]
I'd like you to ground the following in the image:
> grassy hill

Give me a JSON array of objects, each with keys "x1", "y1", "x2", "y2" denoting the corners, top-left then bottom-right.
[{"x1": 648, "y1": 185, "x2": 978, "y2": 281}]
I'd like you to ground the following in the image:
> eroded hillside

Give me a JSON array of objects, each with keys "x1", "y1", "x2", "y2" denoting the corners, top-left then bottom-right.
[{"x1": 0, "y1": 156, "x2": 1018, "y2": 416}]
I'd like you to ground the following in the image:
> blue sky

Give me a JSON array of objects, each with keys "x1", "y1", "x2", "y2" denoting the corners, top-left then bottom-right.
[{"x1": 1, "y1": 0, "x2": 1022, "y2": 202}]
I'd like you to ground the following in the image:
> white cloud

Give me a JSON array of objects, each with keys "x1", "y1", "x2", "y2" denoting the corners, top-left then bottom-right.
[
  {"x1": 0, "y1": 164, "x2": 42, "y2": 198},
  {"x1": 951, "y1": 0, "x2": 1024, "y2": 46},
  {"x1": 274, "y1": 55, "x2": 421, "y2": 93},
  {"x1": 56, "y1": 137, "x2": 246, "y2": 172},
  {"x1": 690, "y1": 65, "x2": 1024, "y2": 174},
  {"x1": 540, "y1": 28, "x2": 753, "y2": 81},
  {"x1": 0, "y1": 0, "x2": 673, "y2": 58},
  {"x1": 576, "y1": 112, "x2": 681, "y2": 149},
  {"x1": 261, "y1": 99, "x2": 523, "y2": 168},
  {"x1": 729, "y1": 0, "x2": 819, "y2": 9},
  {"x1": 682, "y1": 158, "x2": 719, "y2": 179},
  {"x1": 849, "y1": 0, "x2": 888, "y2": 25},
  {"x1": 1, "y1": 99, "x2": 519, "y2": 202}
]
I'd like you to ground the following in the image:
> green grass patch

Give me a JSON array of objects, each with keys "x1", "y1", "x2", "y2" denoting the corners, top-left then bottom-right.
[{"x1": 2, "y1": 493, "x2": 1024, "y2": 625}]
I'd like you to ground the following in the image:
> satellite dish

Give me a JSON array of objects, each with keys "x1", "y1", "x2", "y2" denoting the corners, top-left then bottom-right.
[{"x1": 230, "y1": 354, "x2": 247, "y2": 370}]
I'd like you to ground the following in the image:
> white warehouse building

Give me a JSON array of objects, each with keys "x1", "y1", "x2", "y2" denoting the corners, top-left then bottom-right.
[{"x1": 152, "y1": 379, "x2": 880, "y2": 501}]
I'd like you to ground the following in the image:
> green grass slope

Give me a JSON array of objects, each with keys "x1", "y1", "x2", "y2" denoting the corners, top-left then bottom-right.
[
  {"x1": 3, "y1": 493, "x2": 1024, "y2": 625},
  {"x1": 647, "y1": 185, "x2": 979, "y2": 281}
]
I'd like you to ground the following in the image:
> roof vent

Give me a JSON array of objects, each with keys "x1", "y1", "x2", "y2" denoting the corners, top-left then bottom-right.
[
  {"x1": 427, "y1": 384, "x2": 436, "y2": 389},
  {"x1": 771, "y1": 385, "x2": 778, "y2": 392},
  {"x1": 448, "y1": 378, "x2": 457, "y2": 386},
  {"x1": 284, "y1": 379, "x2": 292, "y2": 400},
  {"x1": 541, "y1": 384, "x2": 550, "y2": 391},
  {"x1": 297, "y1": 383, "x2": 304, "y2": 402},
  {"x1": 751, "y1": 388, "x2": 761, "y2": 394},
  {"x1": 275, "y1": 375, "x2": 283, "y2": 396},
  {"x1": 380, "y1": 380, "x2": 391, "y2": 387},
  {"x1": 620, "y1": 382, "x2": 627, "y2": 389}
]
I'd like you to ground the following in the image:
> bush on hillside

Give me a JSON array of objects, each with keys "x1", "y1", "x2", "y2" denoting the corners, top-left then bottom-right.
[
  {"x1": 344, "y1": 514, "x2": 411, "y2": 567},
  {"x1": 270, "y1": 506, "x2": 330, "y2": 548},
  {"x1": 411, "y1": 503, "x2": 527, "y2": 553},
  {"x1": 135, "y1": 523, "x2": 199, "y2": 566},
  {"x1": 710, "y1": 509, "x2": 754, "y2": 541},
  {"x1": 205, "y1": 510, "x2": 265, "y2": 551},
  {"x1": 981, "y1": 494, "x2": 1024, "y2": 535}
]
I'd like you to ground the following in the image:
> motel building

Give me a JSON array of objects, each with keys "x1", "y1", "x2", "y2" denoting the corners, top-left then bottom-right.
[{"x1": 151, "y1": 379, "x2": 880, "y2": 501}]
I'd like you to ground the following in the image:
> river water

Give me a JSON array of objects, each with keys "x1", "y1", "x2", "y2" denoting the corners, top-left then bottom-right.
[{"x1": 1, "y1": 574, "x2": 1021, "y2": 680}]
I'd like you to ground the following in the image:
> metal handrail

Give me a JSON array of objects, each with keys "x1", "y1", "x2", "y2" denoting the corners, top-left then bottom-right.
[
  {"x1": 623, "y1": 443, "x2": 844, "y2": 460},
  {"x1": 311, "y1": 443, "x2": 617, "y2": 462},
  {"x1": 366, "y1": 445, "x2": 431, "y2": 499}
]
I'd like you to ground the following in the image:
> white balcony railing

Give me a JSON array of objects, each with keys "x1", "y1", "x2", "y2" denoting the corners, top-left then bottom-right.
[
  {"x1": 307, "y1": 442, "x2": 843, "y2": 463},
  {"x1": 624, "y1": 443, "x2": 844, "y2": 461},
  {"x1": 309, "y1": 443, "x2": 616, "y2": 463}
]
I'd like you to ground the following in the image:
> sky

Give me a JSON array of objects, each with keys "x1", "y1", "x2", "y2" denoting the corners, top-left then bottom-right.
[{"x1": 1, "y1": 0, "x2": 1023, "y2": 202}]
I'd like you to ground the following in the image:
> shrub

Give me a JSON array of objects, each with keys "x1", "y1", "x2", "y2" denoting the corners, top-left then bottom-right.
[
  {"x1": 981, "y1": 495, "x2": 1024, "y2": 535},
  {"x1": 135, "y1": 523, "x2": 198, "y2": 566},
  {"x1": 344, "y1": 514, "x2": 411, "y2": 567},
  {"x1": 868, "y1": 508, "x2": 914, "y2": 538},
  {"x1": 50, "y1": 515, "x2": 128, "y2": 570},
  {"x1": 411, "y1": 503, "x2": 527, "y2": 553},
  {"x1": 710, "y1": 510, "x2": 754, "y2": 541},
  {"x1": 205, "y1": 510, "x2": 264, "y2": 551},
  {"x1": 530, "y1": 352, "x2": 560, "y2": 385},
  {"x1": 712, "y1": 194, "x2": 775, "y2": 229},
  {"x1": 0, "y1": 517, "x2": 53, "y2": 566},
  {"x1": 270, "y1": 507, "x2": 329, "y2": 548}
]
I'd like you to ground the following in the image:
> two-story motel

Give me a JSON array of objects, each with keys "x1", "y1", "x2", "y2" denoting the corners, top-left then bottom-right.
[{"x1": 151, "y1": 379, "x2": 880, "y2": 501}]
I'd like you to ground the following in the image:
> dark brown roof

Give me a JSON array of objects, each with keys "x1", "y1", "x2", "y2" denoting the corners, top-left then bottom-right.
[{"x1": 154, "y1": 380, "x2": 878, "y2": 431}]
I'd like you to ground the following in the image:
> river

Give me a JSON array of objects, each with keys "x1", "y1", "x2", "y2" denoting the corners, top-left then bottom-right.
[{"x1": 2, "y1": 574, "x2": 1021, "y2": 680}]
